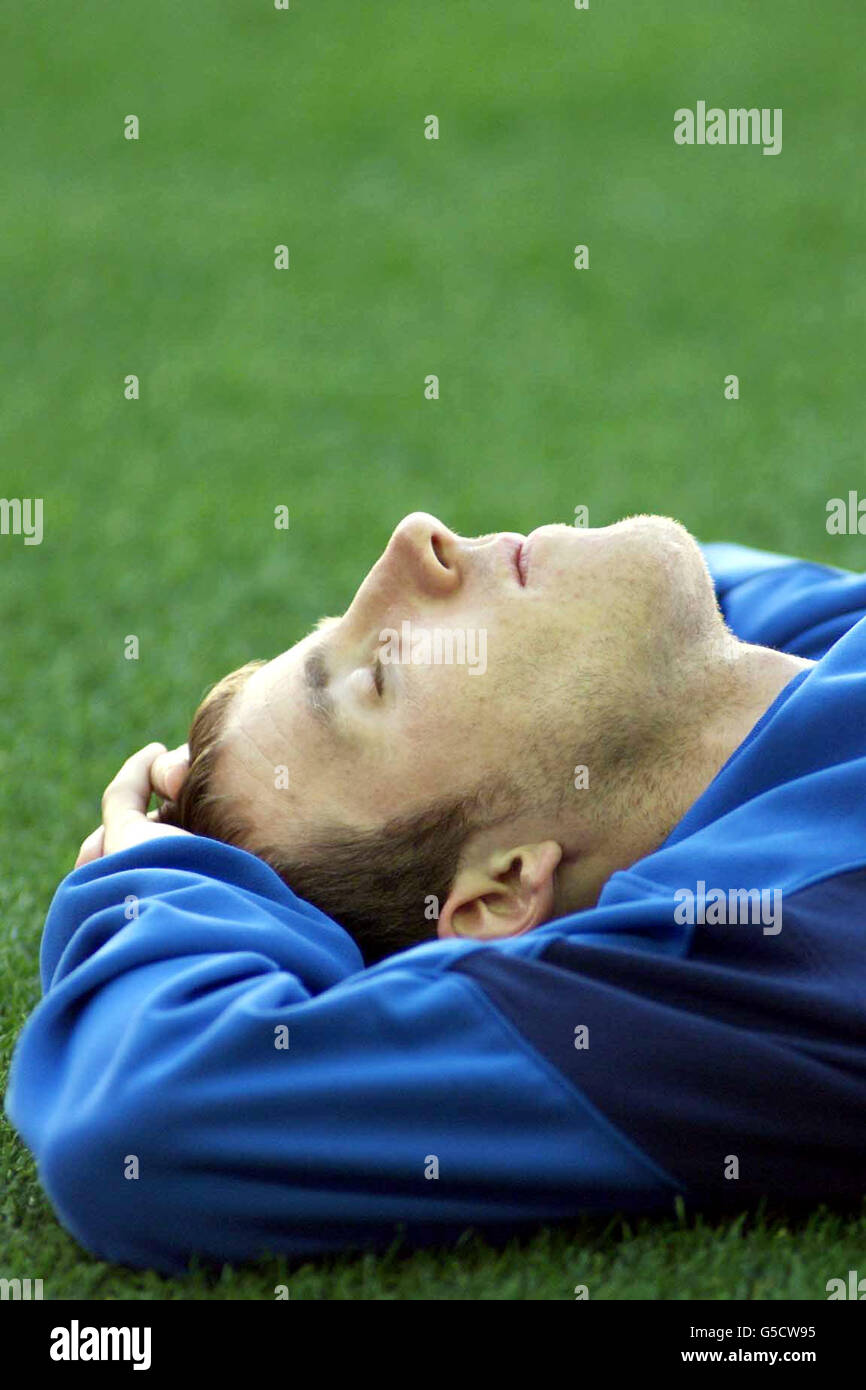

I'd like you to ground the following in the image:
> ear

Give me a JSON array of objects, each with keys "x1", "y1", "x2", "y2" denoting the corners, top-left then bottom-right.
[{"x1": 437, "y1": 841, "x2": 563, "y2": 942}]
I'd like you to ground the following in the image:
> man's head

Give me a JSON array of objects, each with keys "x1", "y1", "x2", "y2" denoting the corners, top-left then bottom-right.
[{"x1": 160, "y1": 512, "x2": 758, "y2": 962}]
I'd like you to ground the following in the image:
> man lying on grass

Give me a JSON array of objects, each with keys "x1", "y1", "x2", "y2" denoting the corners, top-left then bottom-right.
[{"x1": 6, "y1": 513, "x2": 866, "y2": 1274}]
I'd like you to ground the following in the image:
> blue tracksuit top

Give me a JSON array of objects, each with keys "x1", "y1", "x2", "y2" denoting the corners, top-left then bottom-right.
[{"x1": 5, "y1": 543, "x2": 866, "y2": 1274}]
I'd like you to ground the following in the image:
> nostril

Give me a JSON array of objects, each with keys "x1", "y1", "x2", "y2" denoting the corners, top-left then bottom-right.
[{"x1": 430, "y1": 534, "x2": 449, "y2": 569}]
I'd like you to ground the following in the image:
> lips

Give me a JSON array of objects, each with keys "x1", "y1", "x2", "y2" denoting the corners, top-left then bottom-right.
[
  {"x1": 499, "y1": 533, "x2": 529, "y2": 586},
  {"x1": 516, "y1": 537, "x2": 531, "y2": 586},
  {"x1": 512, "y1": 540, "x2": 527, "y2": 586}
]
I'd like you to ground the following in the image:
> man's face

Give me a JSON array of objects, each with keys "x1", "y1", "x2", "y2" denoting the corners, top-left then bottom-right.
[{"x1": 216, "y1": 512, "x2": 723, "y2": 846}]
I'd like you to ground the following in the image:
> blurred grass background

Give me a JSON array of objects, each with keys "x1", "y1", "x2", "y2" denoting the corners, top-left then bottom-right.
[{"x1": 1, "y1": 0, "x2": 864, "y2": 1298}]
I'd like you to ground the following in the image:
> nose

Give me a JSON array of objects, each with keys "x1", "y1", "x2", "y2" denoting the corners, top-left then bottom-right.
[
  {"x1": 382, "y1": 512, "x2": 461, "y2": 597},
  {"x1": 341, "y1": 512, "x2": 460, "y2": 635}
]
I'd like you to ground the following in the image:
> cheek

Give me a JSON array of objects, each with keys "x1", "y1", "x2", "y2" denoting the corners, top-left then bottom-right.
[{"x1": 398, "y1": 669, "x2": 496, "y2": 764}]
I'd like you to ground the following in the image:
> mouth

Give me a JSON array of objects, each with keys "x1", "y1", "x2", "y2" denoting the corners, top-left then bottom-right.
[
  {"x1": 512, "y1": 538, "x2": 527, "y2": 587},
  {"x1": 516, "y1": 535, "x2": 533, "y2": 586}
]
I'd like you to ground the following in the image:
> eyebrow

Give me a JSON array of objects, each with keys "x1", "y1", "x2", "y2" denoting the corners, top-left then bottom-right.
[{"x1": 303, "y1": 644, "x2": 336, "y2": 726}]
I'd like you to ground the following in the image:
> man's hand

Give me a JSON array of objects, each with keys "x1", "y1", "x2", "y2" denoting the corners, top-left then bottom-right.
[{"x1": 74, "y1": 743, "x2": 191, "y2": 868}]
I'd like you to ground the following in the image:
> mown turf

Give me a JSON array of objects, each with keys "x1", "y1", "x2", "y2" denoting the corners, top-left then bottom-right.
[{"x1": 1, "y1": 0, "x2": 864, "y2": 1299}]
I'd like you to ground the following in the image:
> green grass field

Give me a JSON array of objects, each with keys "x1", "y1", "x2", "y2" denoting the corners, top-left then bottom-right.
[{"x1": 1, "y1": 1, "x2": 864, "y2": 1299}]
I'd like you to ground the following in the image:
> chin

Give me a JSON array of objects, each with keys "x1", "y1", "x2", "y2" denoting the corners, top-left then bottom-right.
[
  {"x1": 594, "y1": 516, "x2": 717, "y2": 639},
  {"x1": 537, "y1": 513, "x2": 701, "y2": 576},
  {"x1": 610, "y1": 513, "x2": 697, "y2": 546}
]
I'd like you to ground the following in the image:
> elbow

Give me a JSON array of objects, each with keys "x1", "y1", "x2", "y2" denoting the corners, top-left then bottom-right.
[{"x1": 39, "y1": 1103, "x2": 194, "y2": 1276}]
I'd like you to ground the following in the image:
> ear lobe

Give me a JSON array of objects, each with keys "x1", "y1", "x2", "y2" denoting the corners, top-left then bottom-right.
[{"x1": 437, "y1": 840, "x2": 563, "y2": 942}]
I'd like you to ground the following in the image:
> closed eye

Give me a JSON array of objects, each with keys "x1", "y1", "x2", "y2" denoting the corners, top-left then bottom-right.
[{"x1": 373, "y1": 655, "x2": 385, "y2": 696}]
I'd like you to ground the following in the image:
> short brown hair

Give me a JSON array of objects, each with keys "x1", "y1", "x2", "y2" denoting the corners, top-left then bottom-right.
[{"x1": 159, "y1": 662, "x2": 516, "y2": 963}]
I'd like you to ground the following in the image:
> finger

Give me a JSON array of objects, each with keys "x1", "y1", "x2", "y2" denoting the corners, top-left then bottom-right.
[
  {"x1": 74, "y1": 825, "x2": 105, "y2": 868},
  {"x1": 101, "y1": 742, "x2": 167, "y2": 830},
  {"x1": 76, "y1": 808, "x2": 178, "y2": 870},
  {"x1": 151, "y1": 743, "x2": 190, "y2": 801}
]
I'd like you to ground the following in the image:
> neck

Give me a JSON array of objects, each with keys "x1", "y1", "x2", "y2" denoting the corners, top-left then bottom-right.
[{"x1": 554, "y1": 639, "x2": 812, "y2": 915}]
